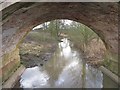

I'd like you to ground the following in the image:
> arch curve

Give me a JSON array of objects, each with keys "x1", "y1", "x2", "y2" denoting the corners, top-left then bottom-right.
[{"x1": 2, "y1": 2, "x2": 118, "y2": 56}]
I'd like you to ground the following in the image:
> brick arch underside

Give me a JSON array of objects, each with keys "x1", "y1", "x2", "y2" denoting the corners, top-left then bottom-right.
[{"x1": 2, "y1": 2, "x2": 118, "y2": 56}]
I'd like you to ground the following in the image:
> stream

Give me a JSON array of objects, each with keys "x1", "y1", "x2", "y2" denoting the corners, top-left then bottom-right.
[{"x1": 15, "y1": 38, "x2": 118, "y2": 88}]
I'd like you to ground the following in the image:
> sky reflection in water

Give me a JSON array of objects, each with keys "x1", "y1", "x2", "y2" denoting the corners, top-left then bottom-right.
[{"x1": 20, "y1": 38, "x2": 103, "y2": 88}]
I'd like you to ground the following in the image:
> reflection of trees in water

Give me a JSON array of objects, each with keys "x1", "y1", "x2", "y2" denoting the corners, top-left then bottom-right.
[
  {"x1": 19, "y1": 39, "x2": 103, "y2": 88},
  {"x1": 82, "y1": 61, "x2": 86, "y2": 88},
  {"x1": 84, "y1": 64, "x2": 103, "y2": 88},
  {"x1": 43, "y1": 48, "x2": 68, "y2": 87},
  {"x1": 81, "y1": 60, "x2": 103, "y2": 88}
]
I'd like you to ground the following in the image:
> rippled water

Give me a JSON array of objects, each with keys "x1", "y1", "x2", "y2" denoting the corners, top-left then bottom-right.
[{"x1": 19, "y1": 38, "x2": 104, "y2": 88}]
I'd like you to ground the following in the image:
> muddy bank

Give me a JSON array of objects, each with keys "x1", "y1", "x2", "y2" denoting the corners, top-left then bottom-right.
[{"x1": 20, "y1": 42, "x2": 57, "y2": 68}]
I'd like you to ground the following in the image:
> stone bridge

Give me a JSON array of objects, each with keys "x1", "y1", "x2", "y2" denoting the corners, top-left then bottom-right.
[{"x1": 0, "y1": 1, "x2": 119, "y2": 87}]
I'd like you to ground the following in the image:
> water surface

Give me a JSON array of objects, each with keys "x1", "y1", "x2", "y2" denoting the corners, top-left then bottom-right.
[
  {"x1": 19, "y1": 38, "x2": 103, "y2": 88},
  {"x1": 16, "y1": 38, "x2": 118, "y2": 89}
]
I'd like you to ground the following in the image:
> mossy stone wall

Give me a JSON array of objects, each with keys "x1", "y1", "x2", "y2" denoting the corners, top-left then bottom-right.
[{"x1": 2, "y1": 48, "x2": 20, "y2": 84}]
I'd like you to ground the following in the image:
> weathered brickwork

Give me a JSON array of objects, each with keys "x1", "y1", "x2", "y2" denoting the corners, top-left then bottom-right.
[{"x1": 1, "y1": 2, "x2": 118, "y2": 82}]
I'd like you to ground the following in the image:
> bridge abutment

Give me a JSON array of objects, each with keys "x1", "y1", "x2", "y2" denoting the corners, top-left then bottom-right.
[{"x1": 2, "y1": 48, "x2": 20, "y2": 84}]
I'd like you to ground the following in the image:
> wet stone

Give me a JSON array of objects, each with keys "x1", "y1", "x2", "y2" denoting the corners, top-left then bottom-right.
[{"x1": 40, "y1": 64, "x2": 43, "y2": 66}]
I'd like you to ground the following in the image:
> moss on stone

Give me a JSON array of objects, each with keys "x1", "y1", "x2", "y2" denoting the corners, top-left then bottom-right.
[
  {"x1": 2, "y1": 60, "x2": 20, "y2": 84},
  {"x1": 103, "y1": 52, "x2": 119, "y2": 77},
  {"x1": 2, "y1": 48, "x2": 20, "y2": 83}
]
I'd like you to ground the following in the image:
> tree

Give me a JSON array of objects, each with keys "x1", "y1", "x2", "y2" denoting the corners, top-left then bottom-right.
[{"x1": 48, "y1": 20, "x2": 61, "y2": 40}]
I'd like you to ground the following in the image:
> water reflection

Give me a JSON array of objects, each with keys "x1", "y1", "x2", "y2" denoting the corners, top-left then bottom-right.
[
  {"x1": 20, "y1": 38, "x2": 103, "y2": 88},
  {"x1": 59, "y1": 38, "x2": 72, "y2": 58},
  {"x1": 20, "y1": 66, "x2": 50, "y2": 88}
]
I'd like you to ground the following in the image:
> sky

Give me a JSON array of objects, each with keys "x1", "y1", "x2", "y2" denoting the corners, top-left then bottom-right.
[{"x1": 33, "y1": 19, "x2": 73, "y2": 30}]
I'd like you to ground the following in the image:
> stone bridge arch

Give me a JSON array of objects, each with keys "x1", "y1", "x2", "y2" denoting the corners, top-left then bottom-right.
[{"x1": 1, "y1": 2, "x2": 118, "y2": 83}]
